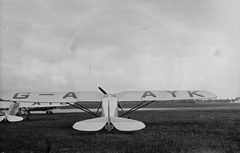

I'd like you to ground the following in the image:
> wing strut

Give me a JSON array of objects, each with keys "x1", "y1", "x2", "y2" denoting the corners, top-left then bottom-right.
[
  {"x1": 96, "y1": 102, "x2": 101, "y2": 116},
  {"x1": 67, "y1": 102, "x2": 100, "y2": 117},
  {"x1": 119, "y1": 100, "x2": 155, "y2": 117},
  {"x1": 118, "y1": 102, "x2": 128, "y2": 118}
]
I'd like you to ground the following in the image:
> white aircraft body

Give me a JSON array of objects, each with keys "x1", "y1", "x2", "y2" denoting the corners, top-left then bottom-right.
[
  {"x1": 0, "y1": 88, "x2": 217, "y2": 132},
  {"x1": 0, "y1": 102, "x2": 23, "y2": 122},
  {"x1": 0, "y1": 101, "x2": 67, "y2": 109},
  {"x1": 0, "y1": 100, "x2": 69, "y2": 118}
]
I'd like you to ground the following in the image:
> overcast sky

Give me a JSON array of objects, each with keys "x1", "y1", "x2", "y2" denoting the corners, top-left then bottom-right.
[{"x1": 0, "y1": 0, "x2": 239, "y2": 99}]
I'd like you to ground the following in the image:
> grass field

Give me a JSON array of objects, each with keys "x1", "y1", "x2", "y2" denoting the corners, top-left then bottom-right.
[{"x1": 1, "y1": 103, "x2": 240, "y2": 153}]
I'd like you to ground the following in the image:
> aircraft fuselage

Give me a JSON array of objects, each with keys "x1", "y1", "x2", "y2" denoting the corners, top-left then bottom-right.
[{"x1": 101, "y1": 94, "x2": 118, "y2": 131}]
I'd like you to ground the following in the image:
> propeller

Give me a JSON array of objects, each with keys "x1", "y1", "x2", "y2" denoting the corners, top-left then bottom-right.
[{"x1": 98, "y1": 87, "x2": 107, "y2": 95}]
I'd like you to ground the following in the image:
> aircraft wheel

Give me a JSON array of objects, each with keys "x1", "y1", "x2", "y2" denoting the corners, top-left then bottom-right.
[{"x1": 46, "y1": 110, "x2": 53, "y2": 114}]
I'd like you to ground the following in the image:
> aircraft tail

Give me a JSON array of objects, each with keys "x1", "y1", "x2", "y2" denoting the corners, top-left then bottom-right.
[
  {"x1": 73, "y1": 116, "x2": 145, "y2": 132},
  {"x1": 7, "y1": 102, "x2": 20, "y2": 115},
  {"x1": 0, "y1": 103, "x2": 23, "y2": 122}
]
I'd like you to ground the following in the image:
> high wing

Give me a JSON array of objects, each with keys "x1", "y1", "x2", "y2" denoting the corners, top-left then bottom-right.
[
  {"x1": 3, "y1": 90, "x2": 216, "y2": 103},
  {"x1": 116, "y1": 90, "x2": 216, "y2": 102},
  {"x1": 115, "y1": 90, "x2": 217, "y2": 118},
  {"x1": 5, "y1": 91, "x2": 103, "y2": 103}
]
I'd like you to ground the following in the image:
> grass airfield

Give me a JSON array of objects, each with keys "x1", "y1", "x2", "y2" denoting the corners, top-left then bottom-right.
[{"x1": 1, "y1": 102, "x2": 240, "y2": 153}]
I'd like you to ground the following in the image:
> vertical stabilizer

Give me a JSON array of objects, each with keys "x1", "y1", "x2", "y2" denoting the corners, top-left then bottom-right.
[
  {"x1": 7, "y1": 103, "x2": 20, "y2": 115},
  {"x1": 105, "y1": 100, "x2": 114, "y2": 131}
]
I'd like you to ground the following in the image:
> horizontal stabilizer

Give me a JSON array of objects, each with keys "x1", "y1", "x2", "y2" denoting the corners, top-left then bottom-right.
[
  {"x1": 0, "y1": 116, "x2": 5, "y2": 122},
  {"x1": 6, "y1": 115, "x2": 23, "y2": 122},
  {"x1": 111, "y1": 117, "x2": 145, "y2": 131},
  {"x1": 73, "y1": 117, "x2": 107, "y2": 131}
]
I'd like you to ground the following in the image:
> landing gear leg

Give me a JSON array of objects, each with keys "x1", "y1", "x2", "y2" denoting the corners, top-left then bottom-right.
[{"x1": 23, "y1": 110, "x2": 30, "y2": 120}]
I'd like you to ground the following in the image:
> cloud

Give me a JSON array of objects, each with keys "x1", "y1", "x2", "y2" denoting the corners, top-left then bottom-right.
[
  {"x1": 50, "y1": 76, "x2": 67, "y2": 84},
  {"x1": 0, "y1": 0, "x2": 239, "y2": 98},
  {"x1": 212, "y1": 49, "x2": 221, "y2": 57}
]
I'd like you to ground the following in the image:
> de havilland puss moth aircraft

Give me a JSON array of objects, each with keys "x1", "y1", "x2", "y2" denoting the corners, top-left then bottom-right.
[
  {"x1": 0, "y1": 100, "x2": 69, "y2": 119},
  {"x1": 0, "y1": 87, "x2": 216, "y2": 132}
]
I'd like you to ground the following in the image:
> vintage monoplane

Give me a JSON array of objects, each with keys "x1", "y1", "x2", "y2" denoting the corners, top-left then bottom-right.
[
  {"x1": 0, "y1": 100, "x2": 69, "y2": 120},
  {"x1": 0, "y1": 87, "x2": 216, "y2": 132}
]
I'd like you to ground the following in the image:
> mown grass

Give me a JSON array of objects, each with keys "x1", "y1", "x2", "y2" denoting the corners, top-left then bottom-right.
[{"x1": 1, "y1": 108, "x2": 240, "y2": 153}]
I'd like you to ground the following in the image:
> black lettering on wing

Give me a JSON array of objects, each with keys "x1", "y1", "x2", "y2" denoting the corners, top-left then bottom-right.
[
  {"x1": 63, "y1": 92, "x2": 77, "y2": 99},
  {"x1": 187, "y1": 91, "x2": 204, "y2": 97}
]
